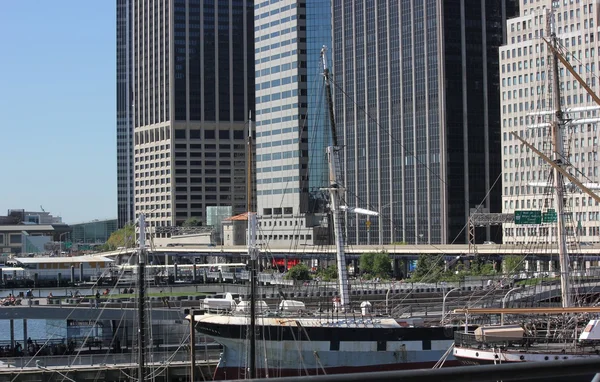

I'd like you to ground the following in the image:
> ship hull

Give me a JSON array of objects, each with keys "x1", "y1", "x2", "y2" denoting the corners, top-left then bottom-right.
[
  {"x1": 194, "y1": 314, "x2": 463, "y2": 380},
  {"x1": 214, "y1": 360, "x2": 462, "y2": 380},
  {"x1": 453, "y1": 347, "x2": 600, "y2": 382}
]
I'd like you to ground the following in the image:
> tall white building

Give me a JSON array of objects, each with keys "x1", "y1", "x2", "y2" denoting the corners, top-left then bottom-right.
[
  {"x1": 254, "y1": 0, "x2": 332, "y2": 246},
  {"x1": 501, "y1": 0, "x2": 600, "y2": 244}
]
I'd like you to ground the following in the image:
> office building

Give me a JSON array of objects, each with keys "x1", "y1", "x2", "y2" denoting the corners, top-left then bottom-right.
[
  {"x1": 254, "y1": 0, "x2": 332, "y2": 245},
  {"x1": 117, "y1": 0, "x2": 255, "y2": 235},
  {"x1": 333, "y1": 0, "x2": 518, "y2": 244},
  {"x1": 500, "y1": 0, "x2": 600, "y2": 244},
  {"x1": 117, "y1": 0, "x2": 134, "y2": 228}
]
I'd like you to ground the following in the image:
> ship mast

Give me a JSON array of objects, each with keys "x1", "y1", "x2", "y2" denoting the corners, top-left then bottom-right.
[
  {"x1": 247, "y1": 112, "x2": 258, "y2": 378},
  {"x1": 137, "y1": 213, "x2": 147, "y2": 381},
  {"x1": 549, "y1": 20, "x2": 571, "y2": 308},
  {"x1": 321, "y1": 46, "x2": 350, "y2": 311}
]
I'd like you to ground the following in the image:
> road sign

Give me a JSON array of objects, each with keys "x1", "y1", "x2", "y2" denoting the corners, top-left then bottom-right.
[
  {"x1": 542, "y1": 209, "x2": 557, "y2": 223},
  {"x1": 514, "y1": 210, "x2": 542, "y2": 225}
]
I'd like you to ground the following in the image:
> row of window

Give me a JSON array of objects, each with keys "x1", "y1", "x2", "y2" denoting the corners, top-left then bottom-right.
[
  {"x1": 254, "y1": 2, "x2": 296, "y2": 19},
  {"x1": 255, "y1": 49, "x2": 298, "y2": 66},
  {"x1": 257, "y1": 188, "x2": 300, "y2": 196},
  {"x1": 257, "y1": 89, "x2": 299, "y2": 104},
  {"x1": 256, "y1": 115, "x2": 300, "y2": 129},
  {"x1": 256, "y1": 61, "x2": 299, "y2": 79},
  {"x1": 258, "y1": 150, "x2": 300, "y2": 162},
  {"x1": 257, "y1": 163, "x2": 298, "y2": 173},
  {"x1": 256, "y1": 103, "x2": 298, "y2": 117},
  {"x1": 257, "y1": 175, "x2": 299, "y2": 184},
  {"x1": 255, "y1": 75, "x2": 298, "y2": 91},
  {"x1": 255, "y1": 137, "x2": 299, "y2": 149}
]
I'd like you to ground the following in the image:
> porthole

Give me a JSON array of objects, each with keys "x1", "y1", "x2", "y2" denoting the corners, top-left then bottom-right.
[
  {"x1": 520, "y1": 355, "x2": 525, "y2": 361},
  {"x1": 544, "y1": 356, "x2": 549, "y2": 361},
  {"x1": 476, "y1": 352, "x2": 479, "y2": 357}
]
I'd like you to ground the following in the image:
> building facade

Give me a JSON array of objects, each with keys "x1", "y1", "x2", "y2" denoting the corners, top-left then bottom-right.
[
  {"x1": 118, "y1": 0, "x2": 255, "y2": 235},
  {"x1": 117, "y1": 0, "x2": 134, "y2": 228},
  {"x1": 70, "y1": 219, "x2": 118, "y2": 244},
  {"x1": 501, "y1": 0, "x2": 600, "y2": 244},
  {"x1": 253, "y1": 0, "x2": 332, "y2": 245},
  {"x1": 333, "y1": 0, "x2": 518, "y2": 245}
]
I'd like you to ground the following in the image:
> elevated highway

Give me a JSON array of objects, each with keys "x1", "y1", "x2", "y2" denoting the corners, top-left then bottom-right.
[{"x1": 98, "y1": 243, "x2": 600, "y2": 262}]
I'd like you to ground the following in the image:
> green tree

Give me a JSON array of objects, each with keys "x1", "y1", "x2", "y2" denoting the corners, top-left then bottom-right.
[
  {"x1": 316, "y1": 265, "x2": 338, "y2": 281},
  {"x1": 411, "y1": 254, "x2": 444, "y2": 281},
  {"x1": 372, "y1": 252, "x2": 392, "y2": 279},
  {"x1": 502, "y1": 255, "x2": 526, "y2": 274},
  {"x1": 183, "y1": 217, "x2": 202, "y2": 227},
  {"x1": 285, "y1": 263, "x2": 311, "y2": 281},
  {"x1": 359, "y1": 252, "x2": 376, "y2": 275},
  {"x1": 105, "y1": 224, "x2": 135, "y2": 251}
]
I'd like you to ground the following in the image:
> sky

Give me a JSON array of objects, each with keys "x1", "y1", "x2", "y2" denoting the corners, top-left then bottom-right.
[{"x1": 0, "y1": 2, "x2": 116, "y2": 224}]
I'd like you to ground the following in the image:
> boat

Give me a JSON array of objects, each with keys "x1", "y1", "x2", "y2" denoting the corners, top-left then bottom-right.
[
  {"x1": 190, "y1": 47, "x2": 471, "y2": 380},
  {"x1": 452, "y1": 12, "x2": 600, "y2": 374}
]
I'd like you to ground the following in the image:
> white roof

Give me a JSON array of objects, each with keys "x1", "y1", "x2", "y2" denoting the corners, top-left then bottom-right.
[{"x1": 14, "y1": 255, "x2": 113, "y2": 265}]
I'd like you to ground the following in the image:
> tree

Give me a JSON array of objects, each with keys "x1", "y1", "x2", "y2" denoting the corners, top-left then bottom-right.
[
  {"x1": 183, "y1": 217, "x2": 202, "y2": 227},
  {"x1": 285, "y1": 263, "x2": 311, "y2": 281},
  {"x1": 411, "y1": 254, "x2": 444, "y2": 281},
  {"x1": 359, "y1": 252, "x2": 392, "y2": 279},
  {"x1": 359, "y1": 252, "x2": 376, "y2": 275},
  {"x1": 502, "y1": 255, "x2": 526, "y2": 274},
  {"x1": 316, "y1": 265, "x2": 338, "y2": 281},
  {"x1": 105, "y1": 224, "x2": 135, "y2": 251},
  {"x1": 372, "y1": 252, "x2": 392, "y2": 278}
]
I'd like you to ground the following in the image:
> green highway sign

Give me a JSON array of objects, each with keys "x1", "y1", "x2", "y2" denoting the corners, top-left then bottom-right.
[
  {"x1": 542, "y1": 209, "x2": 557, "y2": 223},
  {"x1": 515, "y1": 210, "x2": 542, "y2": 225}
]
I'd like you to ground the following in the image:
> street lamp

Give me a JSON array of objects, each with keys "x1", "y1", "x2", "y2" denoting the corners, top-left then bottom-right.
[
  {"x1": 441, "y1": 287, "x2": 461, "y2": 324},
  {"x1": 59, "y1": 232, "x2": 69, "y2": 254},
  {"x1": 501, "y1": 286, "x2": 522, "y2": 325}
]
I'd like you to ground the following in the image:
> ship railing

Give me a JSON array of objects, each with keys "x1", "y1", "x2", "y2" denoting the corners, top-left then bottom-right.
[
  {"x1": 454, "y1": 332, "x2": 600, "y2": 354},
  {"x1": 0, "y1": 350, "x2": 220, "y2": 369}
]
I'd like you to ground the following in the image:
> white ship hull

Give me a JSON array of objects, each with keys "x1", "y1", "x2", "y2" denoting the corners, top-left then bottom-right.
[{"x1": 194, "y1": 314, "x2": 461, "y2": 379}]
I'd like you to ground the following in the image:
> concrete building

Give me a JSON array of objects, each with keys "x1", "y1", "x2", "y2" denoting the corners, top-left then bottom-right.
[
  {"x1": 253, "y1": 0, "x2": 332, "y2": 246},
  {"x1": 500, "y1": 0, "x2": 600, "y2": 244},
  {"x1": 0, "y1": 225, "x2": 71, "y2": 255},
  {"x1": 117, "y1": 0, "x2": 255, "y2": 236},
  {"x1": 332, "y1": 0, "x2": 518, "y2": 245}
]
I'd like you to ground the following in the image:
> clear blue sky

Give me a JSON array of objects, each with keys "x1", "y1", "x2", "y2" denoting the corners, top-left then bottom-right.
[{"x1": 0, "y1": 2, "x2": 116, "y2": 224}]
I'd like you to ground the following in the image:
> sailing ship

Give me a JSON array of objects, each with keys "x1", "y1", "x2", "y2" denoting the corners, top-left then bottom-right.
[
  {"x1": 190, "y1": 47, "x2": 469, "y2": 379},
  {"x1": 453, "y1": 14, "x2": 600, "y2": 370}
]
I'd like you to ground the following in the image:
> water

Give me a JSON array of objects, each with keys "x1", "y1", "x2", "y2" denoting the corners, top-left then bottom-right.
[
  {"x1": 0, "y1": 320, "x2": 67, "y2": 342},
  {"x1": 0, "y1": 287, "x2": 88, "y2": 343}
]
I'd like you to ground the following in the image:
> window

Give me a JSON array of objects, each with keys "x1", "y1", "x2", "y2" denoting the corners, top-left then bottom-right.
[{"x1": 175, "y1": 129, "x2": 186, "y2": 139}]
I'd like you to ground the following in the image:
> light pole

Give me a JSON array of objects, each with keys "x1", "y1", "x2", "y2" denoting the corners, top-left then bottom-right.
[
  {"x1": 501, "y1": 286, "x2": 522, "y2": 325},
  {"x1": 441, "y1": 287, "x2": 460, "y2": 324},
  {"x1": 59, "y1": 232, "x2": 69, "y2": 254}
]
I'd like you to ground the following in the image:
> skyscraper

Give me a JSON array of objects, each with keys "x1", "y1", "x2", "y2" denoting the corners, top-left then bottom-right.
[
  {"x1": 501, "y1": 0, "x2": 600, "y2": 245},
  {"x1": 333, "y1": 0, "x2": 518, "y2": 245},
  {"x1": 117, "y1": 0, "x2": 255, "y2": 234},
  {"x1": 254, "y1": 0, "x2": 332, "y2": 245},
  {"x1": 117, "y1": 0, "x2": 134, "y2": 228}
]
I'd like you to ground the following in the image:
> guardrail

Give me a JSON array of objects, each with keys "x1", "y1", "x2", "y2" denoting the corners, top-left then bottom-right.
[{"x1": 454, "y1": 332, "x2": 599, "y2": 355}]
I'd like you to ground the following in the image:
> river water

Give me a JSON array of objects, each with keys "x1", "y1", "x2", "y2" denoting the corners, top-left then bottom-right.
[
  {"x1": 0, "y1": 320, "x2": 67, "y2": 342},
  {"x1": 0, "y1": 287, "x2": 96, "y2": 342}
]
